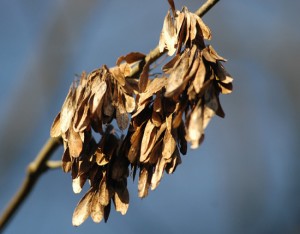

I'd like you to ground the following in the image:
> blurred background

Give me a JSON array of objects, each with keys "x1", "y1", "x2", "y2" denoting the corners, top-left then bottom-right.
[{"x1": 0, "y1": 0, "x2": 299, "y2": 233}]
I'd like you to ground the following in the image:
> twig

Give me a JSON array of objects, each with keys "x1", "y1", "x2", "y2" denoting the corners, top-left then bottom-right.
[
  {"x1": 0, "y1": 0, "x2": 220, "y2": 232},
  {"x1": 195, "y1": 0, "x2": 220, "y2": 17},
  {"x1": 0, "y1": 137, "x2": 61, "y2": 232},
  {"x1": 129, "y1": 0, "x2": 220, "y2": 77},
  {"x1": 46, "y1": 160, "x2": 62, "y2": 169}
]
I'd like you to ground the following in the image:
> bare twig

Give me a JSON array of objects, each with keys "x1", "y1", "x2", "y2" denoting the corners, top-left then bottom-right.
[
  {"x1": 195, "y1": 0, "x2": 220, "y2": 17},
  {"x1": 0, "y1": 0, "x2": 220, "y2": 232},
  {"x1": 0, "y1": 137, "x2": 61, "y2": 232},
  {"x1": 129, "y1": 0, "x2": 220, "y2": 77},
  {"x1": 46, "y1": 160, "x2": 62, "y2": 169}
]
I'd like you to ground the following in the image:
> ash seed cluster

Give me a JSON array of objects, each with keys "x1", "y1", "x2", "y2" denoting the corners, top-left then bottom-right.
[{"x1": 50, "y1": 0, "x2": 233, "y2": 226}]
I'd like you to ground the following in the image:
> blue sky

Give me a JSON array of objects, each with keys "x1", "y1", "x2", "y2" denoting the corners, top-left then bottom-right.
[{"x1": 0, "y1": 1, "x2": 299, "y2": 233}]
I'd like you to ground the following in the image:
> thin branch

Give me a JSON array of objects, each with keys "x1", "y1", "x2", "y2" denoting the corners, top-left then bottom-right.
[
  {"x1": 0, "y1": 137, "x2": 61, "y2": 232},
  {"x1": 0, "y1": 0, "x2": 220, "y2": 232},
  {"x1": 129, "y1": 0, "x2": 220, "y2": 78},
  {"x1": 46, "y1": 160, "x2": 62, "y2": 169},
  {"x1": 195, "y1": 0, "x2": 220, "y2": 17}
]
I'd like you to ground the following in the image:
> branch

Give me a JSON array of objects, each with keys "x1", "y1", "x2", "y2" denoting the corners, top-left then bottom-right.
[
  {"x1": 0, "y1": 137, "x2": 61, "y2": 232},
  {"x1": 195, "y1": 0, "x2": 220, "y2": 17},
  {"x1": 46, "y1": 160, "x2": 62, "y2": 169},
  {"x1": 0, "y1": 0, "x2": 220, "y2": 232},
  {"x1": 129, "y1": 0, "x2": 220, "y2": 77}
]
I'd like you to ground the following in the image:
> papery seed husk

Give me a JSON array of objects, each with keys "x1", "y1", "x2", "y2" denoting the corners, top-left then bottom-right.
[
  {"x1": 138, "y1": 167, "x2": 151, "y2": 198},
  {"x1": 72, "y1": 176, "x2": 82, "y2": 194},
  {"x1": 72, "y1": 188, "x2": 94, "y2": 226},
  {"x1": 62, "y1": 148, "x2": 72, "y2": 173},
  {"x1": 90, "y1": 191, "x2": 104, "y2": 223},
  {"x1": 187, "y1": 104, "x2": 204, "y2": 149},
  {"x1": 139, "y1": 61, "x2": 150, "y2": 93},
  {"x1": 99, "y1": 175, "x2": 110, "y2": 206},
  {"x1": 68, "y1": 127, "x2": 83, "y2": 157},
  {"x1": 193, "y1": 57, "x2": 206, "y2": 93},
  {"x1": 124, "y1": 93, "x2": 136, "y2": 113},
  {"x1": 165, "y1": 147, "x2": 181, "y2": 174},
  {"x1": 165, "y1": 50, "x2": 189, "y2": 97},
  {"x1": 113, "y1": 187, "x2": 129, "y2": 215},
  {"x1": 195, "y1": 14, "x2": 212, "y2": 40},
  {"x1": 151, "y1": 157, "x2": 166, "y2": 190},
  {"x1": 60, "y1": 85, "x2": 76, "y2": 133},
  {"x1": 140, "y1": 120, "x2": 157, "y2": 162},
  {"x1": 116, "y1": 52, "x2": 146, "y2": 66},
  {"x1": 116, "y1": 101, "x2": 129, "y2": 130},
  {"x1": 159, "y1": 10, "x2": 177, "y2": 56},
  {"x1": 103, "y1": 201, "x2": 111, "y2": 223},
  {"x1": 90, "y1": 80, "x2": 107, "y2": 114},
  {"x1": 50, "y1": 113, "x2": 61, "y2": 137},
  {"x1": 189, "y1": 13, "x2": 197, "y2": 41},
  {"x1": 162, "y1": 129, "x2": 176, "y2": 161}
]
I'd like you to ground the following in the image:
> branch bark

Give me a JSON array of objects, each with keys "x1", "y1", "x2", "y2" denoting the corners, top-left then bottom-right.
[
  {"x1": 0, "y1": 0, "x2": 219, "y2": 232},
  {"x1": 0, "y1": 137, "x2": 61, "y2": 232}
]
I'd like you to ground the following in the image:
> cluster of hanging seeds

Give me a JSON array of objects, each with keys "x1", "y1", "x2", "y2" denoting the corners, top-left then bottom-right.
[{"x1": 50, "y1": 0, "x2": 233, "y2": 226}]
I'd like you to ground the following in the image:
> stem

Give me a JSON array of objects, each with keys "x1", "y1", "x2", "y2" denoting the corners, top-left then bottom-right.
[
  {"x1": 0, "y1": 137, "x2": 61, "y2": 232},
  {"x1": 195, "y1": 0, "x2": 220, "y2": 17}
]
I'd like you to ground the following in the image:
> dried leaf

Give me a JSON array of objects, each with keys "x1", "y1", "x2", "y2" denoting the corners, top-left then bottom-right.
[
  {"x1": 183, "y1": 8, "x2": 191, "y2": 46},
  {"x1": 114, "y1": 187, "x2": 129, "y2": 215},
  {"x1": 193, "y1": 57, "x2": 206, "y2": 93},
  {"x1": 138, "y1": 167, "x2": 151, "y2": 198},
  {"x1": 103, "y1": 91, "x2": 115, "y2": 117},
  {"x1": 128, "y1": 126, "x2": 143, "y2": 163},
  {"x1": 73, "y1": 98, "x2": 90, "y2": 132},
  {"x1": 189, "y1": 13, "x2": 197, "y2": 41},
  {"x1": 116, "y1": 52, "x2": 146, "y2": 66},
  {"x1": 151, "y1": 111, "x2": 162, "y2": 127},
  {"x1": 72, "y1": 177, "x2": 82, "y2": 194},
  {"x1": 103, "y1": 201, "x2": 111, "y2": 223},
  {"x1": 60, "y1": 84, "x2": 76, "y2": 133},
  {"x1": 162, "y1": 54, "x2": 180, "y2": 73},
  {"x1": 139, "y1": 61, "x2": 150, "y2": 93},
  {"x1": 148, "y1": 138, "x2": 163, "y2": 164},
  {"x1": 50, "y1": 113, "x2": 61, "y2": 137},
  {"x1": 151, "y1": 157, "x2": 166, "y2": 190},
  {"x1": 176, "y1": 12, "x2": 185, "y2": 39},
  {"x1": 165, "y1": 114, "x2": 173, "y2": 132},
  {"x1": 110, "y1": 67, "x2": 126, "y2": 86},
  {"x1": 159, "y1": 11, "x2": 177, "y2": 56},
  {"x1": 187, "y1": 104, "x2": 204, "y2": 149},
  {"x1": 95, "y1": 147, "x2": 109, "y2": 166},
  {"x1": 72, "y1": 188, "x2": 94, "y2": 226},
  {"x1": 90, "y1": 191, "x2": 104, "y2": 223},
  {"x1": 68, "y1": 127, "x2": 83, "y2": 157},
  {"x1": 111, "y1": 155, "x2": 129, "y2": 180},
  {"x1": 139, "y1": 77, "x2": 167, "y2": 104},
  {"x1": 195, "y1": 14, "x2": 211, "y2": 40},
  {"x1": 165, "y1": 50, "x2": 189, "y2": 97},
  {"x1": 124, "y1": 93, "x2": 136, "y2": 113},
  {"x1": 90, "y1": 80, "x2": 107, "y2": 114},
  {"x1": 62, "y1": 148, "x2": 72, "y2": 173},
  {"x1": 99, "y1": 175, "x2": 110, "y2": 206},
  {"x1": 208, "y1": 45, "x2": 226, "y2": 61},
  {"x1": 153, "y1": 94, "x2": 162, "y2": 112},
  {"x1": 162, "y1": 129, "x2": 176, "y2": 161},
  {"x1": 165, "y1": 147, "x2": 181, "y2": 174},
  {"x1": 116, "y1": 101, "x2": 129, "y2": 131},
  {"x1": 140, "y1": 120, "x2": 157, "y2": 162}
]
